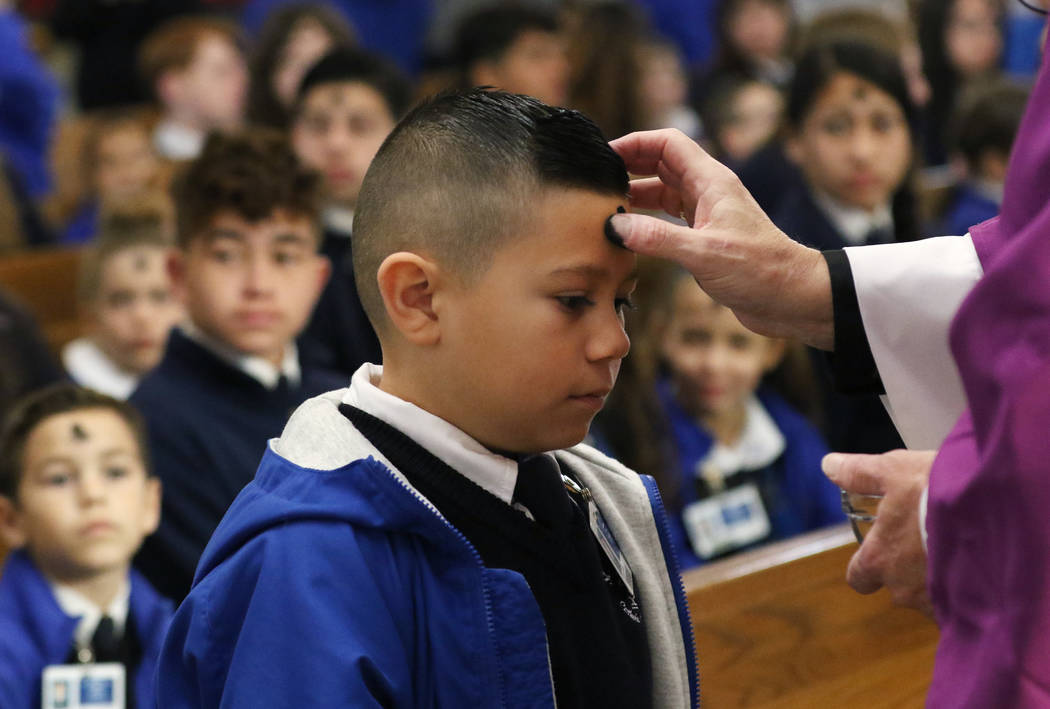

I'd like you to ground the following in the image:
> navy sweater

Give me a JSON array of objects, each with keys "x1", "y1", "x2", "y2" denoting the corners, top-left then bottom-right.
[
  {"x1": 298, "y1": 228, "x2": 382, "y2": 378},
  {"x1": 130, "y1": 329, "x2": 346, "y2": 601}
]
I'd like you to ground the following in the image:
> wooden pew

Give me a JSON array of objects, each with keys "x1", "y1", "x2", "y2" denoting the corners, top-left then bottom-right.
[
  {"x1": 0, "y1": 246, "x2": 83, "y2": 354},
  {"x1": 685, "y1": 524, "x2": 939, "y2": 708}
]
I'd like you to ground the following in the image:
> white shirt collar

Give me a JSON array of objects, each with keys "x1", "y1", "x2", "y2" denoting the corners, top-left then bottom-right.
[
  {"x1": 180, "y1": 322, "x2": 301, "y2": 390},
  {"x1": 342, "y1": 363, "x2": 520, "y2": 505},
  {"x1": 697, "y1": 396, "x2": 786, "y2": 481},
  {"x1": 61, "y1": 338, "x2": 139, "y2": 400},
  {"x1": 153, "y1": 119, "x2": 205, "y2": 161},
  {"x1": 50, "y1": 579, "x2": 131, "y2": 650},
  {"x1": 812, "y1": 190, "x2": 894, "y2": 246},
  {"x1": 323, "y1": 206, "x2": 355, "y2": 236}
]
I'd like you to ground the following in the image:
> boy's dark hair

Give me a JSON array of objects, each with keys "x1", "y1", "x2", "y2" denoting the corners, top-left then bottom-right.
[
  {"x1": 454, "y1": 5, "x2": 560, "y2": 77},
  {"x1": 0, "y1": 383, "x2": 151, "y2": 500},
  {"x1": 295, "y1": 47, "x2": 413, "y2": 121},
  {"x1": 951, "y1": 79, "x2": 1029, "y2": 173},
  {"x1": 352, "y1": 89, "x2": 628, "y2": 329},
  {"x1": 172, "y1": 129, "x2": 323, "y2": 248}
]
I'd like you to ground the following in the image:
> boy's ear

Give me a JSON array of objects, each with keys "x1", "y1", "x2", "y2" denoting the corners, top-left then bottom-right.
[
  {"x1": 376, "y1": 253, "x2": 443, "y2": 346},
  {"x1": 763, "y1": 338, "x2": 788, "y2": 372},
  {"x1": 0, "y1": 495, "x2": 27, "y2": 551},
  {"x1": 155, "y1": 71, "x2": 184, "y2": 110}
]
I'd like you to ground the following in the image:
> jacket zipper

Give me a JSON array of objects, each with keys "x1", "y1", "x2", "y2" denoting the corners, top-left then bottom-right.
[{"x1": 642, "y1": 475, "x2": 702, "y2": 708}]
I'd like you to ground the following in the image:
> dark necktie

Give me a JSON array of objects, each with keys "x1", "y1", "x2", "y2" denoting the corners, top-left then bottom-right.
[
  {"x1": 91, "y1": 616, "x2": 120, "y2": 663},
  {"x1": 513, "y1": 454, "x2": 574, "y2": 530}
]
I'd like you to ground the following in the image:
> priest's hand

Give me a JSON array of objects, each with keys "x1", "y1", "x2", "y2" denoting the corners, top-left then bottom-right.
[
  {"x1": 822, "y1": 449, "x2": 936, "y2": 618},
  {"x1": 607, "y1": 128, "x2": 834, "y2": 350}
]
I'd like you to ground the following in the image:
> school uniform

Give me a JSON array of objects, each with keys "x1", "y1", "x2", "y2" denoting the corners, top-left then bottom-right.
[
  {"x1": 297, "y1": 212, "x2": 382, "y2": 377},
  {"x1": 129, "y1": 326, "x2": 345, "y2": 601},
  {"x1": 0, "y1": 551, "x2": 172, "y2": 709},
  {"x1": 62, "y1": 338, "x2": 138, "y2": 400},
  {"x1": 656, "y1": 379, "x2": 844, "y2": 570},
  {"x1": 937, "y1": 181, "x2": 1000, "y2": 240},
  {"x1": 156, "y1": 364, "x2": 699, "y2": 708},
  {"x1": 774, "y1": 184, "x2": 905, "y2": 454}
]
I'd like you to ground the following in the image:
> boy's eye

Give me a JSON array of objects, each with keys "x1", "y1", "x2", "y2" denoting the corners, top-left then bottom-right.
[
  {"x1": 556, "y1": 295, "x2": 595, "y2": 311},
  {"x1": 42, "y1": 471, "x2": 72, "y2": 487},
  {"x1": 210, "y1": 247, "x2": 239, "y2": 264},
  {"x1": 681, "y1": 329, "x2": 712, "y2": 346},
  {"x1": 870, "y1": 113, "x2": 901, "y2": 134},
  {"x1": 105, "y1": 290, "x2": 134, "y2": 309},
  {"x1": 729, "y1": 333, "x2": 755, "y2": 350},
  {"x1": 821, "y1": 116, "x2": 851, "y2": 136},
  {"x1": 274, "y1": 250, "x2": 303, "y2": 266},
  {"x1": 105, "y1": 465, "x2": 130, "y2": 480},
  {"x1": 149, "y1": 288, "x2": 170, "y2": 304}
]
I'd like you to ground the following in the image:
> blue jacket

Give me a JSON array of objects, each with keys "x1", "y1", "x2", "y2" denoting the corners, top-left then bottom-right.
[
  {"x1": 157, "y1": 391, "x2": 699, "y2": 707},
  {"x1": 0, "y1": 551, "x2": 173, "y2": 708},
  {"x1": 658, "y1": 382, "x2": 845, "y2": 569}
]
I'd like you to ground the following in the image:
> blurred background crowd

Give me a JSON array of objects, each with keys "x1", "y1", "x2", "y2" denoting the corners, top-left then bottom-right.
[{"x1": 0, "y1": 0, "x2": 1043, "y2": 568}]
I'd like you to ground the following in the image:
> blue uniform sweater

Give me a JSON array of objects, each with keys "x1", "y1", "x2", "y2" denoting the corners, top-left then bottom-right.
[
  {"x1": 657, "y1": 382, "x2": 845, "y2": 570},
  {"x1": 129, "y1": 329, "x2": 346, "y2": 600},
  {"x1": 0, "y1": 551, "x2": 172, "y2": 709}
]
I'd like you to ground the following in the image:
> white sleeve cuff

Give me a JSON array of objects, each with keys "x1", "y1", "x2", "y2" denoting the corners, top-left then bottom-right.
[{"x1": 845, "y1": 236, "x2": 983, "y2": 450}]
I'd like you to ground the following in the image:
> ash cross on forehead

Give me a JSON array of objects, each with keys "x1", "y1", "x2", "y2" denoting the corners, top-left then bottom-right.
[
  {"x1": 133, "y1": 252, "x2": 149, "y2": 271},
  {"x1": 71, "y1": 422, "x2": 89, "y2": 441},
  {"x1": 853, "y1": 85, "x2": 868, "y2": 101}
]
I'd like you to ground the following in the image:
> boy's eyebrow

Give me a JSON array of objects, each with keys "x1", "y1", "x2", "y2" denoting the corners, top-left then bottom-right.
[
  {"x1": 206, "y1": 229, "x2": 245, "y2": 243},
  {"x1": 273, "y1": 232, "x2": 312, "y2": 245},
  {"x1": 548, "y1": 264, "x2": 640, "y2": 283}
]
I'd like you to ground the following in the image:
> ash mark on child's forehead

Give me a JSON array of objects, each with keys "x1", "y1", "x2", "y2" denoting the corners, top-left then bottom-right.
[
  {"x1": 853, "y1": 85, "x2": 868, "y2": 101},
  {"x1": 71, "y1": 422, "x2": 90, "y2": 441},
  {"x1": 133, "y1": 252, "x2": 149, "y2": 271}
]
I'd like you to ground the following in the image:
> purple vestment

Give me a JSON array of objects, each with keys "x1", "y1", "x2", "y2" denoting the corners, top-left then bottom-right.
[{"x1": 925, "y1": 25, "x2": 1050, "y2": 708}]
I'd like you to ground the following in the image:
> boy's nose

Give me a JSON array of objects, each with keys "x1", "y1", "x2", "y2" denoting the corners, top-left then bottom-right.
[
  {"x1": 77, "y1": 471, "x2": 106, "y2": 506},
  {"x1": 587, "y1": 311, "x2": 631, "y2": 362},
  {"x1": 243, "y1": 255, "x2": 277, "y2": 296}
]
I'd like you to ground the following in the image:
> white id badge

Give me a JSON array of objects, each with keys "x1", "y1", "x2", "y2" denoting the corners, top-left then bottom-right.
[
  {"x1": 588, "y1": 500, "x2": 635, "y2": 597},
  {"x1": 681, "y1": 483, "x2": 771, "y2": 560},
  {"x1": 42, "y1": 663, "x2": 125, "y2": 709}
]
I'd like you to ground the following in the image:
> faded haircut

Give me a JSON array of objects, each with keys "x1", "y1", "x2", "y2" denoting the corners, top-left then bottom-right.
[{"x1": 352, "y1": 89, "x2": 628, "y2": 329}]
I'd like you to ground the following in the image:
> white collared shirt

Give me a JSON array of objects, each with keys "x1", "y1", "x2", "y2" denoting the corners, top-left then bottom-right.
[
  {"x1": 153, "y1": 120, "x2": 205, "y2": 161},
  {"x1": 323, "y1": 207, "x2": 355, "y2": 237},
  {"x1": 342, "y1": 363, "x2": 520, "y2": 506},
  {"x1": 61, "y1": 338, "x2": 139, "y2": 400},
  {"x1": 695, "y1": 396, "x2": 786, "y2": 484},
  {"x1": 813, "y1": 190, "x2": 894, "y2": 246},
  {"x1": 50, "y1": 579, "x2": 130, "y2": 651},
  {"x1": 180, "y1": 322, "x2": 301, "y2": 390}
]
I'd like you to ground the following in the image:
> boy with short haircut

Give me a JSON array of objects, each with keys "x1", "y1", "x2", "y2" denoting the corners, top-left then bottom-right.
[
  {"x1": 63, "y1": 206, "x2": 184, "y2": 400},
  {"x1": 157, "y1": 90, "x2": 697, "y2": 708},
  {"x1": 138, "y1": 16, "x2": 247, "y2": 161},
  {"x1": 939, "y1": 79, "x2": 1029, "y2": 236},
  {"x1": 290, "y1": 47, "x2": 412, "y2": 376},
  {"x1": 130, "y1": 130, "x2": 344, "y2": 601},
  {"x1": 0, "y1": 384, "x2": 171, "y2": 708},
  {"x1": 454, "y1": 4, "x2": 570, "y2": 106}
]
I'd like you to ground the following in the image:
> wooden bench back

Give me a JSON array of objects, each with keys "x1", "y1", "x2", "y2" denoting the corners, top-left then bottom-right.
[
  {"x1": 0, "y1": 246, "x2": 83, "y2": 355},
  {"x1": 684, "y1": 524, "x2": 939, "y2": 707}
]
